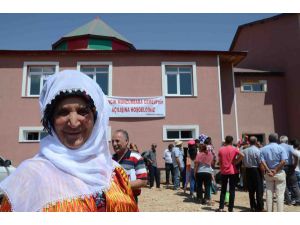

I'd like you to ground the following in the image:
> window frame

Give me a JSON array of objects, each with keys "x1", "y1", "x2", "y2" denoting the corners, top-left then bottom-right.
[
  {"x1": 240, "y1": 80, "x2": 267, "y2": 93},
  {"x1": 77, "y1": 62, "x2": 113, "y2": 96},
  {"x1": 161, "y1": 62, "x2": 197, "y2": 97},
  {"x1": 163, "y1": 125, "x2": 199, "y2": 141},
  {"x1": 18, "y1": 126, "x2": 47, "y2": 143},
  {"x1": 22, "y1": 62, "x2": 59, "y2": 97}
]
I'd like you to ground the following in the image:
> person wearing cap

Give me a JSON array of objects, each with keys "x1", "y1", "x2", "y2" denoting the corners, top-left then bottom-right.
[
  {"x1": 145, "y1": 144, "x2": 160, "y2": 189},
  {"x1": 171, "y1": 140, "x2": 184, "y2": 190}
]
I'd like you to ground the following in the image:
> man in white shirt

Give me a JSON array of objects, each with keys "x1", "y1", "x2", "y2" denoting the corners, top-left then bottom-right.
[{"x1": 163, "y1": 144, "x2": 174, "y2": 185}]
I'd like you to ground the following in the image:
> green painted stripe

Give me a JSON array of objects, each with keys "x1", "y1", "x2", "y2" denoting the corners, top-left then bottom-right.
[
  {"x1": 88, "y1": 38, "x2": 112, "y2": 50},
  {"x1": 55, "y1": 41, "x2": 68, "y2": 50}
]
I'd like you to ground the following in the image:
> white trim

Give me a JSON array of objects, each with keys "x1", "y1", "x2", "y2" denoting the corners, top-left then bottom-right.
[
  {"x1": 232, "y1": 64, "x2": 239, "y2": 142},
  {"x1": 217, "y1": 56, "x2": 224, "y2": 142},
  {"x1": 161, "y1": 62, "x2": 197, "y2": 97},
  {"x1": 163, "y1": 125, "x2": 199, "y2": 141},
  {"x1": 19, "y1": 126, "x2": 45, "y2": 143},
  {"x1": 77, "y1": 61, "x2": 113, "y2": 96},
  {"x1": 21, "y1": 62, "x2": 59, "y2": 97}
]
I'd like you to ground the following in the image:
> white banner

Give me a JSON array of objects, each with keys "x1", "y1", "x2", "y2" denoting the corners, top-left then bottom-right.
[{"x1": 107, "y1": 96, "x2": 165, "y2": 118}]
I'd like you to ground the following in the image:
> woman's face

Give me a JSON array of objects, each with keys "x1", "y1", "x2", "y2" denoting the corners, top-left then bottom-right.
[{"x1": 53, "y1": 96, "x2": 95, "y2": 149}]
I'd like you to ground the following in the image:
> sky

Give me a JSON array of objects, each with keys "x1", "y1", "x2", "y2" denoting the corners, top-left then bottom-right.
[{"x1": 0, "y1": 13, "x2": 279, "y2": 51}]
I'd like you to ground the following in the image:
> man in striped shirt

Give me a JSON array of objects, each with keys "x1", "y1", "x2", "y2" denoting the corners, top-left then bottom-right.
[{"x1": 112, "y1": 129, "x2": 148, "y2": 203}]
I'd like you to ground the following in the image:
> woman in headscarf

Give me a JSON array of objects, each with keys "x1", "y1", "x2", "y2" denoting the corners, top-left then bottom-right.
[{"x1": 0, "y1": 70, "x2": 138, "y2": 212}]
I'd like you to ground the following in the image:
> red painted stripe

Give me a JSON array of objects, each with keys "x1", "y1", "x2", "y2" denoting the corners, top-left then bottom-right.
[{"x1": 67, "y1": 37, "x2": 88, "y2": 50}]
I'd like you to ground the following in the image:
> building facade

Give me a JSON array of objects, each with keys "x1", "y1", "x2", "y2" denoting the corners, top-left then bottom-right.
[
  {"x1": 1, "y1": 14, "x2": 297, "y2": 168},
  {"x1": 230, "y1": 13, "x2": 300, "y2": 142}
]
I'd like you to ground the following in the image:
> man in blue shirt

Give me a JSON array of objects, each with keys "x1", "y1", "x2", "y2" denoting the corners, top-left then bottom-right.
[
  {"x1": 242, "y1": 136, "x2": 264, "y2": 211},
  {"x1": 260, "y1": 133, "x2": 287, "y2": 212},
  {"x1": 280, "y1": 135, "x2": 300, "y2": 205}
]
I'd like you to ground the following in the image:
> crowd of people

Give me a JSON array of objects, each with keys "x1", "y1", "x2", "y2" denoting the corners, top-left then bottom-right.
[
  {"x1": 0, "y1": 69, "x2": 299, "y2": 212},
  {"x1": 155, "y1": 133, "x2": 300, "y2": 212}
]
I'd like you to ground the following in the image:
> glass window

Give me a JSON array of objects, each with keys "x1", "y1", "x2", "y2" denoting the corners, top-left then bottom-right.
[
  {"x1": 28, "y1": 66, "x2": 55, "y2": 96},
  {"x1": 179, "y1": 73, "x2": 192, "y2": 95},
  {"x1": 243, "y1": 85, "x2": 252, "y2": 91},
  {"x1": 167, "y1": 131, "x2": 179, "y2": 139},
  {"x1": 80, "y1": 66, "x2": 109, "y2": 95},
  {"x1": 242, "y1": 81, "x2": 266, "y2": 92},
  {"x1": 27, "y1": 132, "x2": 39, "y2": 141},
  {"x1": 165, "y1": 66, "x2": 193, "y2": 96},
  {"x1": 29, "y1": 75, "x2": 41, "y2": 95},
  {"x1": 181, "y1": 130, "x2": 193, "y2": 139},
  {"x1": 252, "y1": 83, "x2": 264, "y2": 92},
  {"x1": 164, "y1": 125, "x2": 198, "y2": 141},
  {"x1": 167, "y1": 74, "x2": 177, "y2": 94}
]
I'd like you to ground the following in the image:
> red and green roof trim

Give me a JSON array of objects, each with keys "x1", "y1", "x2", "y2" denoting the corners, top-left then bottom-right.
[{"x1": 52, "y1": 17, "x2": 135, "y2": 51}]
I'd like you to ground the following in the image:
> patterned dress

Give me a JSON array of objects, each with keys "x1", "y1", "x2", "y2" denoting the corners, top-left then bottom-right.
[{"x1": 0, "y1": 167, "x2": 138, "y2": 212}]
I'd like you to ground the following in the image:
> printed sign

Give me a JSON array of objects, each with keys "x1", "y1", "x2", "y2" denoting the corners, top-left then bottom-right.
[{"x1": 107, "y1": 96, "x2": 165, "y2": 118}]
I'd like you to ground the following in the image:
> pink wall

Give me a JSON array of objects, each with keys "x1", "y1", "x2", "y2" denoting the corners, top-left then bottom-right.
[
  {"x1": 0, "y1": 53, "x2": 225, "y2": 167},
  {"x1": 232, "y1": 14, "x2": 300, "y2": 139},
  {"x1": 235, "y1": 74, "x2": 288, "y2": 143},
  {"x1": 220, "y1": 62, "x2": 238, "y2": 142}
]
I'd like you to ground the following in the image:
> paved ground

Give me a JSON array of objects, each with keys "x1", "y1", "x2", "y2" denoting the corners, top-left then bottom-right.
[{"x1": 138, "y1": 184, "x2": 300, "y2": 212}]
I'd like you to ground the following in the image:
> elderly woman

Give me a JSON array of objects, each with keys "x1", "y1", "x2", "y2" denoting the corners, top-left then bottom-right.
[{"x1": 0, "y1": 70, "x2": 138, "y2": 212}]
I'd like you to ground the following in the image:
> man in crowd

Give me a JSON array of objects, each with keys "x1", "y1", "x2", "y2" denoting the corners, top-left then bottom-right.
[
  {"x1": 260, "y1": 133, "x2": 287, "y2": 211},
  {"x1": 242, "y1": 136, "x2": 264, "y2": 211},
  {"x1": 145, "y1": 144, "x2": 160, "y2": 189},
  {"x1": 171, "y1": 140, "x2": 184, "y2": 190},
  {"x1": 279, "y1": 135, "x2": 300, "y2": 205},
  {"x1": 217, "y1": 135, "x2": 244, "y2": 212},
  {"x1": 163, "y1": 144, "x2": 174, "y2": 185},
  {"x1": 112, "y1": 129, "x2": 148, "y2": 203}
]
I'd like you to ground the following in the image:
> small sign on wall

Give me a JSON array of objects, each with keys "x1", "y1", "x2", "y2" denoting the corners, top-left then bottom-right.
[{"x1": 107, "y1": 96, "x2": 166, "y2": 118}]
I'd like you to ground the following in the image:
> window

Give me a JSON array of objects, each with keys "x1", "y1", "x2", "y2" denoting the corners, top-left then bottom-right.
[
  {"x1": 22, "y1": 62, "x2": 59, "y2": 97},
  {"x1": 19, "y1": 127, "x2": 48, "y2": 143},
  {"x1": 163, "y1": 125, "x2": 199, "y2": 141},
  {"x1": 241, "y1": 80, "x2": 267, "y2": 92},
  {"x1": 77, "y1": 62, "x2": 112, "y2": 96},
  {"x1": 162, "y1": 62, "x2": 197, "y2": 97}
]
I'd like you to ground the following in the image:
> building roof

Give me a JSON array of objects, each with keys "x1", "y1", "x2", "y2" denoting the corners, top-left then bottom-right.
[
  {"x1": 229, "y1": 14, "x2": 293, "y2": 51},
  {"x1": 0, "y1": 49, "x2": 247, "y2": 66},
  {"x1": 63, "y1": 17, "x2": 132, "y2": 44},
  {"x1": 234, "y1": 67, "x2": 284, "y2": 75},
  {"x1": 52, "y1": 17, "x2": 135, "y2": 50}
]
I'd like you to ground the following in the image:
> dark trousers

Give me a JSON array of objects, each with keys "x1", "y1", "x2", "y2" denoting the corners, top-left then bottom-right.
[
  {"x1": 165, "y1": 163, "x2": 174, "y2": 184},
  {"x1": 181, "y1": 168, "x2": 186, "y2": 189},
  {"x1": 219, "y1": 174, "x2": 238, "y2": 212},
  {"x1": 245, "y1": 168, "x2": 264, "y2": 211},
  {"x1": 284, "y1": 165, "x2": 300, "y2": 204},
  {"x1": 196, "y1": 172, "x2": 212, "y2": 201},
  {"x1": 149, "y1": 165, "x2": 160, "y2": 188}
]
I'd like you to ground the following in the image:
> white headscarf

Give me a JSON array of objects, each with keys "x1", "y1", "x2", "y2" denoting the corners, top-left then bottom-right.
[{"x1": 0, "y1": 70, "x2": 115, "y2": 211}]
